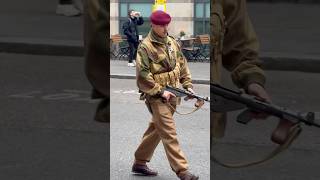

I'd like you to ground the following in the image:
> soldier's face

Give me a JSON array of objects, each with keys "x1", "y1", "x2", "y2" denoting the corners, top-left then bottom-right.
[{"x1": 152, "y1": 23, "x2": 169, "y2": 38}]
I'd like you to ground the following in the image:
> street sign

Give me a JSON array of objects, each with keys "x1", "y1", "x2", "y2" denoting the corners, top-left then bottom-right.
[{"x1": 153, "y1": 0, "x2": 166, "y2": 12}]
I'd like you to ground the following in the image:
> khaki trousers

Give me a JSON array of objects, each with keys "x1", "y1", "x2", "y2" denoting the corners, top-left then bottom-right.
[{"x1": 134, "y1": 98, "x2": 189, "y2": 175}]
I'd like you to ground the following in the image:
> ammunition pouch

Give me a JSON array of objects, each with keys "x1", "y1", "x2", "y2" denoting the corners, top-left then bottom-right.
[{"x1": 153, "y1": 64, "x2": 181, "y2": 89}]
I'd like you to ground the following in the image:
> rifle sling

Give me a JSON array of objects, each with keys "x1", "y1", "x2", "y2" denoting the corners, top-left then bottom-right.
[
  {"x1": 211, "y1": 123, "x2": 302, "y2": 168},
  {"x1": 166, "y1": 102, "x2": 202, "y2": 115}
]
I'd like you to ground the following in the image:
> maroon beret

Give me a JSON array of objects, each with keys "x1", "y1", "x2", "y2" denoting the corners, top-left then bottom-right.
[{"x1": 150, "y1": 10, "x2": 171, "y2": 25}]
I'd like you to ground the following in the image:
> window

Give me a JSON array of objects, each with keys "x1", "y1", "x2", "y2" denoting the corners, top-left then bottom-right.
[
  {"x1": 194, "y1": 0, "x2": 210, "y2": 35},
  {"x1": 119, "y1": 1, "x2": 153, "y2": 37}
]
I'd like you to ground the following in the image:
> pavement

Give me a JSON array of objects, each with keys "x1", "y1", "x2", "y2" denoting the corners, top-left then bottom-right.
[
  {"x1": 248, "y1": 3, "x2": 320, "y2": 72},
  {"x1": 1, "y1": 1, "x2": 320, "y2": 73},
  {"x1": 0, "y1": 0, "x2": 83, "y2": 56}
]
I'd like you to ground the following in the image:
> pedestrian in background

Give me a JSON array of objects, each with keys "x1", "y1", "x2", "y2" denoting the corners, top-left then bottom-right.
[{"x1": 122, "y1": 9, "x2": 144, "y2": 67}]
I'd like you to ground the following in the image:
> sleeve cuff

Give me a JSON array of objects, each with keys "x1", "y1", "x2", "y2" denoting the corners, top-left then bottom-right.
[
  {"x1": 183, "y1": 84, "x2": 193, "y2": 90},
  {"x1": 243, "y1": 73, "x2": 266, "y2": 90}
]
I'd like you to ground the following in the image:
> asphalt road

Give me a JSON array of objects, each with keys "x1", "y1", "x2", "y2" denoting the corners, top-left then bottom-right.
[{"x1": 0, "y1": 53, "x2": 108, "y2": 180}]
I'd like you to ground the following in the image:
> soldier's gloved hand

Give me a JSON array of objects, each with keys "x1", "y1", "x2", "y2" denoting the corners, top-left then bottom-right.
[
  {"x1": 184, "y1": 88, "x2": 205, "y2": 107},
  {"x1": 162, "y1": 90, "x2": 176, "y2": 102},
  {"x1": 247, "y1": 83, "x2": 272, "y2": 120},
  {"x1": 247, "y1": 83, "x2": 271, "y2": 103},
  {"x1": 195, "y1": 99, "x2": 204, "y2": 108},
  {"x1": 184, "y1": 88, "x2": 195, "y2": 101}
]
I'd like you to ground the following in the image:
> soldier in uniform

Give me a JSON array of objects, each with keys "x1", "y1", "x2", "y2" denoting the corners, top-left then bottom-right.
[
  {"x1": 211, "y1": 0, "x2": 271, "y2": 138},
  {"x1": 132, "y1": 10, "x2": 201, "y2": 180},
  {"x1": 83, "y1": 0, "x2": 108, "y2": 123}
]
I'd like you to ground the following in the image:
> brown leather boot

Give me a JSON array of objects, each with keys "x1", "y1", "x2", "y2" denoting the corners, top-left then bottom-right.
[
  {"x1": 132, "y1": 163, "x2": 158, "y2": 176},
  {"x1": 178, "y1": 171, "x2": 199, "y2": 180}
]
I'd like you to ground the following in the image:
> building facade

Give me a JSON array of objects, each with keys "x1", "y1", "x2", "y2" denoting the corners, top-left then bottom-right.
[{"x1": 110, "y1": 0, "x2": 209, "y2": 38}]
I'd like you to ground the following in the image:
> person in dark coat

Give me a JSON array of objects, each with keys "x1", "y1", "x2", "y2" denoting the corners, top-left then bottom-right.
[{"x1": 122, "y1": 9, "x2": 144, "y2": 67}]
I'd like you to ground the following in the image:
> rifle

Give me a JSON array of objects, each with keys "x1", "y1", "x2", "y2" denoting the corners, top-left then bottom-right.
[
  {"x1": 165, "y1": 85, "x2": 210, "y2": 102},
  {"x1": 211, "y1": 83, "x2": 320, "y2": 128},
  {"x1": 163, "y1": 86, "x2": 210, "y2": 115},
  {"x1": 212, "y1": 82, "x2": 320, "y2": 145},
  {"x1": 211, "y1": 83, "x2": 320, "y2": 168}
]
